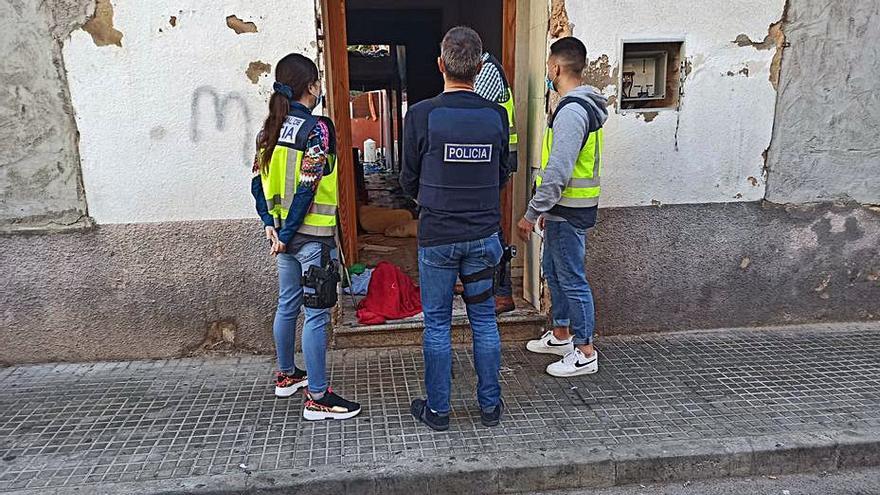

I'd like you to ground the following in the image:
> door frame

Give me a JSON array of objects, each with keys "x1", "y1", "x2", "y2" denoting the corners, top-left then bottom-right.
[{"x1": 322, "y1": 0, "x2": 518, "y2": 264}]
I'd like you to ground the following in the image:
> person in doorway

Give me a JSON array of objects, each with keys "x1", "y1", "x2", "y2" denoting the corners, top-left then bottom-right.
[
  {"x1": 474, "y1": 52, "x2": 518, "y2": 315},
  {"x1": 401, "y1": 26, "x2": 510, "y2": 431},
  {"x1": 251, "y1": 53, "x2": 361, "y2": 420},
  {"x1": 516, "y1": 37, "x2": 608, "y2": 377}
]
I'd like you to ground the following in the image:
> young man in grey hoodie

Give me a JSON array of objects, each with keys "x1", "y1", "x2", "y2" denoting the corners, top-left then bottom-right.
[{"x1": 516, "y1": 37, "x2": 608, "y2": 377}]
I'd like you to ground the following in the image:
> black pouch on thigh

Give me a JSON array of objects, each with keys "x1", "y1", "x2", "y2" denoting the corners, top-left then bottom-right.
[{"x1": 302, "y1": 246, "x2": 340, "y2": 309}]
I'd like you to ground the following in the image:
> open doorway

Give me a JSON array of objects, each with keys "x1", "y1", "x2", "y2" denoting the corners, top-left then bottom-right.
[
  {"x1": 345, "y1": 0, "x2": 504, "y2": 284},
  {"x1": 322, "y1": 0, "x2": 537, "y2": 334}
]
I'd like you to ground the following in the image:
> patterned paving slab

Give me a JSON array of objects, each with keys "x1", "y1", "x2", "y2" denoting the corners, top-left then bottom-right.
[{"x1": 1, "y1": 323, "x2": 879, "y2": 491}]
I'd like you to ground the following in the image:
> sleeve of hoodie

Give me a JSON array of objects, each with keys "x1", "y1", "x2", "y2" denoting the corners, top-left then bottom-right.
[{"x1": 524, "y1": 106, "x2": 587, "y2": 223}]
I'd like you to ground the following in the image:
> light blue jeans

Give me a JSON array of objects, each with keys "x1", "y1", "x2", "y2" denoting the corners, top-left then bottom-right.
[
  {"x1": 419, "y1": 233, "x2": 503, "y2": 415},
  {"x1": 274, "y1": 242, "x2": 334, "y2": 395},
  {"x1": 542, "y1": 220, "x2": 595, "y2": 346}
]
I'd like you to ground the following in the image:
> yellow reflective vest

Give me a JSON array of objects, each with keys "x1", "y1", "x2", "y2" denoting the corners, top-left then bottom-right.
[
  {"x1": 535, "y1": 97, "x2": 602, "y2": 208},
  {"x1": 260, "y1": 112, "x2": 338, "y2": 236}
]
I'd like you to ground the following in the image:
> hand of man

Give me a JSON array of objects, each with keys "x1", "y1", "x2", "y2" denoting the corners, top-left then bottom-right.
[{"x1": 517, "y1": 217, "x2": 534, "y2": 242}]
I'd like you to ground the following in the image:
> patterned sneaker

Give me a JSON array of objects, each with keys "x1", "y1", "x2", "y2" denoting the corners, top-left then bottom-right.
[
  {"x1": 303, "y1": 389, "x2": 362, "y2": 421},
  {"x1": 526, "y1": 330, "x2": 574, "y2": 356},
  {"x1": 274, "y1": 368, "x2": 308, "y2": 398},
  {"x1": 546, "y1": 348, "x2": 599, "y2": 377}
]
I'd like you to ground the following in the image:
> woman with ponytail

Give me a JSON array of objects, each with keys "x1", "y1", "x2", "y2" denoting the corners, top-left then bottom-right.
[{"x1": 251, "y1": 53, "x2": 361, "y2": 420}]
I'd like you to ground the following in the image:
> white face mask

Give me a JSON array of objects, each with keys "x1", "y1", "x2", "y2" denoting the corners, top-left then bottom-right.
[{"x1": 309, "y1": 83, "x2": 324, "y2": 110}]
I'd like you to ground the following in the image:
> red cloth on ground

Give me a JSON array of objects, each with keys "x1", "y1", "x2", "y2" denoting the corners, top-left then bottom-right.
[{"x1": 356, "y1": 261, "x2": 422, "y2": 324}]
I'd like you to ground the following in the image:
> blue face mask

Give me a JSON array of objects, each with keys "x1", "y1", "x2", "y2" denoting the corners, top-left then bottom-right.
[{"x1": 545, "y1": 75, "x2": 556, "y2": 93}]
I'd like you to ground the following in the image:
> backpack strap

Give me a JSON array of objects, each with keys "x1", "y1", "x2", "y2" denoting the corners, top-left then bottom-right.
[{"x1": 549, "y1": 96, "x2": 602, "y2": 149}]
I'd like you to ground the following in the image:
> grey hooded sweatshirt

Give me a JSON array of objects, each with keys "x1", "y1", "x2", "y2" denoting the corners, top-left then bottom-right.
[{"x1": 525, "y1": 85, "x2": 608, "y2": 229}]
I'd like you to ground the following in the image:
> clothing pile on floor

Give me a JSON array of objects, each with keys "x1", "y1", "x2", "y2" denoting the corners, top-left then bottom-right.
[{"x1": 354, "y1": 261, "x2": 422, "y2": 325}]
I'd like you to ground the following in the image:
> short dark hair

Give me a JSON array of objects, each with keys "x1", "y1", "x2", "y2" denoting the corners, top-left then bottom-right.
[
  {"x1": 550, "y1": 37, "x2": 587, "y2": 74},
  {"x1": 441, "y1": 26, "x2": 483, "y2": 83}
]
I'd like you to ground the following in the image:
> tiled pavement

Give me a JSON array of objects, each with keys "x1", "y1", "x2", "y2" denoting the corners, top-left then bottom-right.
[{"x1": 1, "y1": 323, "x2": 879, "y2": 492}]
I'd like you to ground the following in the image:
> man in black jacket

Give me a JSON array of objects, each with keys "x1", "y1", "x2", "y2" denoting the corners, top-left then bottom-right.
[{"x1": 400, "y1": 26, "x2": 510, "y2": 431}]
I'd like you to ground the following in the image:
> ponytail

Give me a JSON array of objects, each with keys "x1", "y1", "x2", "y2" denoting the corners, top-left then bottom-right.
[
  {"x1": 257, "y1": 53, "x2": 320, "y2": 174},
  {"x1": 258, "y1": 93, "x2": 290, "y2": 173}
]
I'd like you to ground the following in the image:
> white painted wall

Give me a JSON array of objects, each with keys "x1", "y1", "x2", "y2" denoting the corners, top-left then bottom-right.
[
  {"x1": 64, "y1": 0, "x2": 318, "y2": 224},
  {"x1": 565, "y1": 0, "x2": 785, "y2": 207}
]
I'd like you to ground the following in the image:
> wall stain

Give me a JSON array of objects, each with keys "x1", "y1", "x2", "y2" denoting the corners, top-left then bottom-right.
[
  {"x1": 726, "y1": 66, "x2": 750, "y2": 77},
  {"x1": 732, "y1": 0, "x2": 789, "y2": 89},
  {"x1": 582, "y1": 54, "x2": 614, "y2": 91},
  {"x1": 149, "y1": 126, "x2": 167, "y2": 140},
  {"x1": 550, "y1": 0, "x2": 572, "y2": 38},
  {"x1": 245, "y1": 61, "x2": 271, "y2": 84},
  {"x1": 606, "y1": 94, "x2": 617, "y2": 109},
  {"x1": 226, "y1": 15, "x2": 258, "y2": 34},
  {"x1": 639, "y1": 112, "x2": 659, "y2": 123},
  {"x1": 82, "y1": 0, "x2": 123, "y2": 47},
  {"x1": 169, "y1": 16, "x2": 177, "y2": 27},
  {"x1": 748, "y1": 176, "x2": 759, "y2": 186}
]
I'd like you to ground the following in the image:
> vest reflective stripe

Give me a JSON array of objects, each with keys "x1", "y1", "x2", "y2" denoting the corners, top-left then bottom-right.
[
  {"x1": 535, "y1": 125, "x2": 602, "y2": 208},
  {"x1": 294, "y1": 151, "x2": 338, "y2": 235},
  {"x1": 500, "y1": 89, "x2": 518, "y2": 149},
  {"x1": 260, "y1": 118, "x2": 339, "y2": 237},
  {"x1": 309, "y1": 203, "x2": 337, "y2": 215},
  {"x1": 297, "y1": 224, "x2": 335, "y2": 236},
  {"x1": 260, "y1": 146, "x2": 302, "y2": 218}
]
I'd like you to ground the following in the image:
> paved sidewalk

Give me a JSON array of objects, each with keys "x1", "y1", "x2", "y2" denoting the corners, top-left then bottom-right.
[{"x1": 1, "y1": 323, "x2": 879, "y2": 494}]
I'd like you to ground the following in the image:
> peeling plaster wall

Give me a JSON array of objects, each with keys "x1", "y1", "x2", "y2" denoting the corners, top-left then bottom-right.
[
  {"x1": 62, "y1": 1, "x2": 318, "y2": 224},
  {"x1": 0, "y1": 0, "x2": 91, "y2": 230},
  {"x1": 562, "y1": 0, "x2": 785, "y2": 207},
  {"x1": 766, "y1": 0, "x2": 880, "y2": 205}
]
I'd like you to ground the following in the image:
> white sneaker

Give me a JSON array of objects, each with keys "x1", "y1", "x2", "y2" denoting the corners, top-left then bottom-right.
[
  {"x1": 526, "y1": 331, "x2": 574, "y2": 356},
  {"x1": 546, "y1": 348, "x2": 598, "y2": 377}
]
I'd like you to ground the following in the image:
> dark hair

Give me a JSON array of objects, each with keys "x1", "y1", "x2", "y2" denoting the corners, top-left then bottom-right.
[
  {"x1": 258, "y1": 53, "x2": 319, "y2": 171},
  {"x1": 440, "y1": 26, "x2": 483, "y2": 83},
  {"x1": 550, "y1": 37, "x2": 587, "y2": 74}
]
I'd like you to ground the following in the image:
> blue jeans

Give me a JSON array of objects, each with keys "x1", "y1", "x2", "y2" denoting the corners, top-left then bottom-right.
[
  {"x1": 274, "y1": 242, "x2": 334, "y2": 394},
  {"x1": 542, "y1": 220, "x2": 595, "y2": 346},
  {"x1": 419, "y1": 233, "x2": 503, "y2": 415}
]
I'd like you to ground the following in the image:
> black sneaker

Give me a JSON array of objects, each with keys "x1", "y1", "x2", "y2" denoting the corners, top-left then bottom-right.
[
  {"x1": 480, "y1": 399, "x2": 504, "y2": 427},
  {"x1": 303, "y1": 388, "x2": 361, "y2": 420},
  {"x1": 274, "y1": 368, "x2": 308, "y2": 398},
  {"x1": 410, "y1": 398, "x2": 450, "y2": 431}
]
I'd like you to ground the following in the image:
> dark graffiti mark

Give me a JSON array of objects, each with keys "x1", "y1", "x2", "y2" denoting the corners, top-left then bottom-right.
[{"x1": 190, "y1": 86, "x2": 254, "y2": 167}]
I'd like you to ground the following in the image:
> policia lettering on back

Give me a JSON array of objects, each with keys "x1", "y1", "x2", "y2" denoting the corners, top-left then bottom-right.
[{"x1": 535, "y1": 96, "x2": 603, "y2": 207}]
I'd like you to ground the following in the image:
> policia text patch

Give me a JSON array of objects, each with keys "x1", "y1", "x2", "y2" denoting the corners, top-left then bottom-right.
[{"x1": 444, "y1": 144, "x2": 493, "y2": 163}]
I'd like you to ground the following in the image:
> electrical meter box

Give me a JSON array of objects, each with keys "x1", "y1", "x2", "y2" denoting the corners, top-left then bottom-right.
[
  {"x1": 621, "y1": 51, "x2": 667, "y2": 101},
  {"x1": 618, "y1": 40, "x2": 685, "y2": 111}
]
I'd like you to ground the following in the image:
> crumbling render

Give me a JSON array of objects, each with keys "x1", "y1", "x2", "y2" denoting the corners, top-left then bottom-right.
[
  {"x1": 226, "y1": 15, "x2": 257, "y2": 34},
  {"x1": 82, "y1": 0, "x2": 123, "y2": 47},
  {"x1": 582, "y1": 54, "x2": 616, "y2": 91},
  {"x1": 732, "y1": 1, "x2": 789, "y2": 89},
  {"x1": 549, "y1": 0, "x2": 572, "y2": 38},
  {"x1": 246, "y1": 61, "x2": 271, "y2": 84}
]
